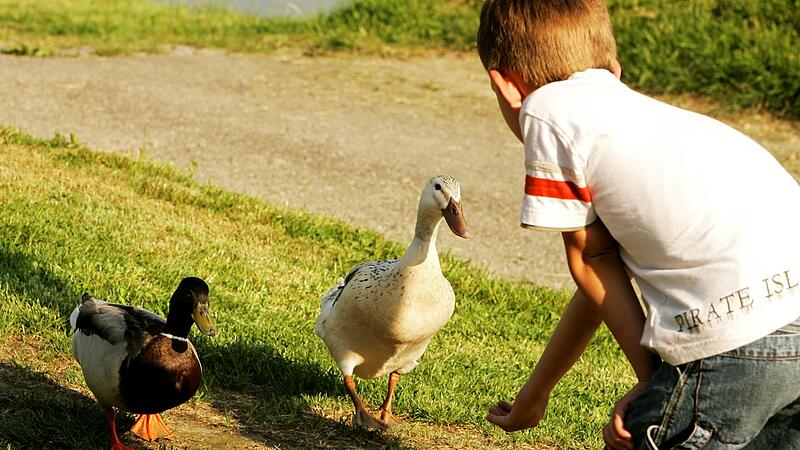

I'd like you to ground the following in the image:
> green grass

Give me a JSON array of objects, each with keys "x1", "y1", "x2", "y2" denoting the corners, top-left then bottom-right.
[
  {"x1": 0, "y1": 126, "x2": 633, "y2": 448},
  {"x1": 610, "y1": 0, "x2": 800, "y2": 119},
  {"x1": 0, "y1": 0, "x2": 308, "y2": 55},
  {"x1": 0, "y1": 1, "x2": 799, "y2": 119}
]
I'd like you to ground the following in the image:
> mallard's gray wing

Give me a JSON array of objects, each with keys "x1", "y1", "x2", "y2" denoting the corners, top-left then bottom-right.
[{"x1": 74, "y1": 293, "x2": 166, "y2": 359}]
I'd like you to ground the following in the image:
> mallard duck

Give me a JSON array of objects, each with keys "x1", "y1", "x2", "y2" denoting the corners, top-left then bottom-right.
[
  {"x1": 69, "y1": 277, "x2": 217, "y2": 450},
  {"x1": 315, "y1": 175, "x2": 472, "y2": 429}
]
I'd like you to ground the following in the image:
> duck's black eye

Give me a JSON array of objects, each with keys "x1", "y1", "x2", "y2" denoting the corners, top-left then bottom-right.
[{"x1": 434, "y1": 183, "x2": 442, "y2": 191}]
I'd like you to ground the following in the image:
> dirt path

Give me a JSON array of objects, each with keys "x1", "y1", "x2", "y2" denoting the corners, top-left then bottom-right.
[
  {"x1": 0, "y1": 48, "x2": 570, "y2": 290},
  {"x1": 2, "y1": 48, "x2": 798, "y2": 291}
]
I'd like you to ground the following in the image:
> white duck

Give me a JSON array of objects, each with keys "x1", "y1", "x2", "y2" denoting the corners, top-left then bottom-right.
[{"x1": 315, "y1": 175, "x2": 472, "y2": 429}]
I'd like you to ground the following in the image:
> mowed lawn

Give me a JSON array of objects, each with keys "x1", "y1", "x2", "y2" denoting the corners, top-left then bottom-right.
[{"x1": 0, "y1": 127, "x2": 633, "y2": 448}]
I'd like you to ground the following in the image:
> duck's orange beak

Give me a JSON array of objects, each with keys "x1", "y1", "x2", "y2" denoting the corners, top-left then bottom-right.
[{"x1": 442, "y1": 199, "x2": 473, "y2": 239}]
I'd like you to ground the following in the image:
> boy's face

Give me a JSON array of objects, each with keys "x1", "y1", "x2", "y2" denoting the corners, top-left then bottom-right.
[{"x1": 488, "y1": 69, "x2": 530, "y2": 144}]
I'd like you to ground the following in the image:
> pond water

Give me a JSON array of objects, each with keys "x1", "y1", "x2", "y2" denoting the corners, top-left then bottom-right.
[{"x1": 155, "y1": 0, "x2": 345, "y2": 17}]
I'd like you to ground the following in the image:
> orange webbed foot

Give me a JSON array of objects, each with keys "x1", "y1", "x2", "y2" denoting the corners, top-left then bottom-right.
[
  {"x1": 130, "y1": 413, "x2": 175, "y2": 441},
  {"x1": 353, "y1": 404, "x2": 387, "y2": 429},
  {"x1": 372, "y1": 408, "x2": 403, "y2": 429}
]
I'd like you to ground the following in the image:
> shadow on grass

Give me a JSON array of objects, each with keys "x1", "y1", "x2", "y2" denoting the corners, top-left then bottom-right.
[
  {"x1": 0, "y1": 248, "x2": 78, "y2": 321},
  {"x1": 0, "y1": 361, "x2": 145, "y2": 449},
  {"x1": 199, "y1": 338, "x2": 412, "y2": 449}
]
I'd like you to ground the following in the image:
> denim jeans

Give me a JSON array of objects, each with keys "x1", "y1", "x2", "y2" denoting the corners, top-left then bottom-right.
[{"x1": 625, "y1": 320, "x2": 800, "y2": 449}]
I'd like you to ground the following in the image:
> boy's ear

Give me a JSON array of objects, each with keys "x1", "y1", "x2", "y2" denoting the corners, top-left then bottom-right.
[
  {"x1": 611, "y1": 60, "x2": 622, "y2": 80},
  {"x1": 488, "y1": 69, "x2": 530, "y2": 110}
]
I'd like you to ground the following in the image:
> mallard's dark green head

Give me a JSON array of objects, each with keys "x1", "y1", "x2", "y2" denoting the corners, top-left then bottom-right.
[{"x1": 168, "y1": 277, "x2": 217, "y2": 338}]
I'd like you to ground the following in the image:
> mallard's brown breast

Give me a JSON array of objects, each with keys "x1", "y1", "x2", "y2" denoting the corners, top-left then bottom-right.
[{"x1": 118, "y1": 335, "x2": 202, "y2": 414}]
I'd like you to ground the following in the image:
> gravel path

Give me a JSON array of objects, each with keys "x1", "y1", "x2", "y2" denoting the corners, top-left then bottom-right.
[{"x1": 2, "y1": 48, "x2": 798, "y2": 290}]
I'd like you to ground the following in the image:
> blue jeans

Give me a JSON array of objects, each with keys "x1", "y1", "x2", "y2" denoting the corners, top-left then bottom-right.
[{"x1": 625, "y1": 320, "x2": 800, "y2": 449}]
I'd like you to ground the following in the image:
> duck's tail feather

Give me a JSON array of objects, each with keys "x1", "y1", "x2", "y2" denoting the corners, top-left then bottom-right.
[
  {"x1": 315, "y1": 278, "x2": 345, "y2": 339},
  {"x1": 321, "y1": 278, "x2": 345, "y2": 308},
  {"x1": 69, "y1": 303, "x2": 81, "y2": 332},
  {"x1": 70, "y1": 293, "x2": 97, "y2": 332}
]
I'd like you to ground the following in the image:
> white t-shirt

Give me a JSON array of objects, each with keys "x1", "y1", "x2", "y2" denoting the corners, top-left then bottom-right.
[{"x1": 520, "y1": 68, "x2": 800, "y2": 365}]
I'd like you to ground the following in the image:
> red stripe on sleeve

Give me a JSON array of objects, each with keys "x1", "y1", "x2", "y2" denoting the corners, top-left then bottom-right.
[{"x1": 525, "y1": 175, "x2": 592, "y2": 202}]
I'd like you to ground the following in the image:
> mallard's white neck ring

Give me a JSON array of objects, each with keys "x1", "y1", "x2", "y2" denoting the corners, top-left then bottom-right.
[{"x1": 159, "y1": 332, "x2": 190, "y2": 343}]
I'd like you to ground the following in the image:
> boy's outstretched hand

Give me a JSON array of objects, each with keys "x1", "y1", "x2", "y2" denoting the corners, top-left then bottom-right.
[
  {"x1": 486, "y1": 396, "x2": 547, "y2": 432},
  {"x1": 603, "y1": 381, "x2": 648, "y2": 450}
]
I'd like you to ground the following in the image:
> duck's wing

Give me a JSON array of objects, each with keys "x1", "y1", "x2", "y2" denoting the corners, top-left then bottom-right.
[
  {"x1": 324, "y1": 262, "x2": 366, "y2": 308},
  {"x1": 73, "y1": 294, "x2": 166, "y2": 359},
  {"x1": 316, "y1": 259, "x2": 399, "y2": 334}
]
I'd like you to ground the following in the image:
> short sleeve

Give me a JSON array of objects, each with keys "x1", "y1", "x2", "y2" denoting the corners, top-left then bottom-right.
[{"x1": 519, "y1": 113, "x2": 596, "y2": 231}]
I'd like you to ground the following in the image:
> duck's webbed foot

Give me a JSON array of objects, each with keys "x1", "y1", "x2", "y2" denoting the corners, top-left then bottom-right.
[
  {"x1": 130, "y1": 413, "x2": 175, "y2": 441},
  {"x1": 372, "y1": 408, "x2": 403, "y2": 428},
  {"x1": 354, "y1": 404, "x2": 389, "y2": 429},
  {"x1": 371, "y1": 371, "x2": 403, "y2": 428},
  {"x1": 345, "y1": 374, "x2": 391, "y2": 429}
]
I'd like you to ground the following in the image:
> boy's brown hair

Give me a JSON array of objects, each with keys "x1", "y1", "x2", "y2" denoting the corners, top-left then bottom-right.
[{"x1": 477, "y1": 0, "x2": 617, "y2": 90}]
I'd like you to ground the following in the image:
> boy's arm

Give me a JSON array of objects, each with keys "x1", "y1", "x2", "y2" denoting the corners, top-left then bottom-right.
[
  {"x1": 486, "y1": 220, "x2": 656, "y2": 433},
  {"x1": 562, "y1": 220, "x2": 657, "y2": 382},
  {"x1": 487, "y1": 288, "x2": 601, "y2": 431}
]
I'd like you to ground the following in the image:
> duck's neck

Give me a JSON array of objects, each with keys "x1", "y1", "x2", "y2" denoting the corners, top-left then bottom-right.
[
  {"x1": 400, "y1": 208, "x2": 442, "y2": 268},
  {"x1": 165, "y1": 308, "x2": 193, "y2": 338}
]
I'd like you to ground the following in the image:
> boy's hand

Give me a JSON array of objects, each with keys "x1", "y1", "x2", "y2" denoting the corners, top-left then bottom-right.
[
  {"x1": 486, "y1": 397, "x2": 547, "y2": 432},
  {"x1": 603, "y1": 381, "x2": 648, "y2": 450}
]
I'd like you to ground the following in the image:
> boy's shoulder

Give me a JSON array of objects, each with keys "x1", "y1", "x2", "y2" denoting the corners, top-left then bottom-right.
[
  {"x1": 531, "y1": 68, "x2": 623, "y2": 96},
  {"x1": 521, "y1": 68, "x2": 731, "y2": 143},
  {"x1": 522, "y1": 69, "x2": 633, "y2": 121}
]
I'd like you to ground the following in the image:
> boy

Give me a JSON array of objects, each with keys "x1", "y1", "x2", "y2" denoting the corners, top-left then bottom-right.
[{"x1": 476, "y1": 1, "x2": 800, "y2": 448}]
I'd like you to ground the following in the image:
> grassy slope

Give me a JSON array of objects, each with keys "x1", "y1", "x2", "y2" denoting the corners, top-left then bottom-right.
[
  {"x1": 0, "y1": 0, "x2": 307, "y2": 55},
  {"x1": 0, "y1": 128, "x2": 632, "y2": 448},
  {"x1": 0, "y1": 0, "x2": 798, "y2": 118}
]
